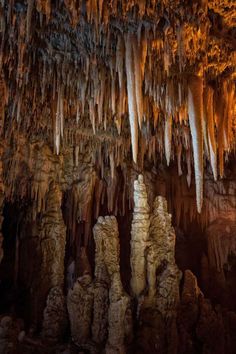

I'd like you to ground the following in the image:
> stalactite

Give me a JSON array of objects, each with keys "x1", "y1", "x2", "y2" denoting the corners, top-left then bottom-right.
[
  {"x1": 186, "y1": 148, "x2": 192, "y2": 188},
  {"x1": 215, "y1": 91, "x2": 225, "y2": 179},
  {"x1": 205, "y1": 86, "x2": 217, "y2": 181},
  {"x1": 54, "y1": 98, "x2": 61, "y2": 155},
  {"x1": 177, "y1": 143, "x2": 182, "y2": 176},
  {"x1": 26, "y1": 0, "x2": 34, "y2": 42},
  {"x1": 132, "y1": 36, "x2": 143, "y2": 128},
  {"x1": 36, "y1": 0, "x2": 51, "y2": 22},
  {"x1": 0, "y1": 73, "x2": 6, "y2": 134},
  {"x1": 226, "y1": 83, "x2": 235, "y2": 150},
  {"x1": 188, "y1": 75, "x2": 204, "y2": 213},
  {"x1": 125, "y1": 32, "x2": 139, "y2": 164},
  {"x1": 164, "y1": 114, "x2": 172, "y2": 166}
]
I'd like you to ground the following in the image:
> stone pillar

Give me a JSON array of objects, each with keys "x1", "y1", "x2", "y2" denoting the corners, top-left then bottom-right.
[
  {"x1": 32, "y1": 182, "x2": 66, "y2": 335},
  {"x1": 131, "y1": 176, "x2": 181, "y2": 354},
  {"x1": 68, "y1": 216, "x2": 132, "y2": 352},
  {"x1": 67, "y1": 271, "x2": 94, "y2": 345},
  {"x1": 130, "y1": 175, "x2": 150, "y2": 297},
  {"x1": 93, "y1": 216, "x2": 132, "y2": 354},
  {"x1": 147, "y1": 196, "x2": 180, "y2": 314},
  {"x1": 146, "y1": 196, "x2": 180, "y2": 354}
]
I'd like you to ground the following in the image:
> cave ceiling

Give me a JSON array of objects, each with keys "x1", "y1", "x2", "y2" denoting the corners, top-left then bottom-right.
[{"x1": 0, "y1": 0, "x2": 235, "y2": 212}]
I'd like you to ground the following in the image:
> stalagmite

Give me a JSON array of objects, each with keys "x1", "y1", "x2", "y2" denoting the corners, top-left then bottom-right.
[
  {"x1": 67, "y1": 273, "x2": 94, "y2": 345},
  {"x1": 146, "y1": 196, "x2": 181, "y2": 310},
  {"x1": 93, "y1": 216, "x2": 132, "y2": 353},
  {"x1": 125, "y1": 33, "x2": 139, "y2": 164},
  {"x1": 39, "y1": 183, "x2": 66, "y2": 323},
  {"x1": 135, "y1": 194, "x2": 181, "y2": 354},
  {"x1": 130, "y1": 175, "x2": 150, "y2": 297},
  {"x1": 188, "y1": 75, "x2": 204, "y2": 213},
  {"x1": 42, "y1": 287, "x2": 68, "y2": 341}
]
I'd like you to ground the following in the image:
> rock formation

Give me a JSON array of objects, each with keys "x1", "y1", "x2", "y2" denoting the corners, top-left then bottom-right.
[
  {"x1": 67, "y1": 271, "x2": 94, "y2": 346},
  {"x1": 17, "y1": 181, "x2": 66, "y2": 330},
  {"x1": 0, "y1": 1, "x2": 235, "y2": 353},
  {"x1": 130, "y1": 175, "x2": 150, "y2": 297},
  {"x1": 132, "y1": 177, "x2": 181, "y2": 354},
  {"x1": 67, "y1": 216, "x2": 132, "y2": 353},
  {"x1": 41, "y1": 286, "x2": 68, "y2": 342}
]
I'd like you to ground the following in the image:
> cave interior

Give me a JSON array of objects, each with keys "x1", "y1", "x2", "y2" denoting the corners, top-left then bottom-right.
[{"x1": 0, "y1": 0, "x2": 236, "y2": 353}]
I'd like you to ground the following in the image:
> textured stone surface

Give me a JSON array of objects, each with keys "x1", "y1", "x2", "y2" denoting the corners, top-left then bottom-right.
[
  {"x1": 130, "y1": 175, "x2": 150, "y2": 297},
  {"x1": 67, "y1": 273, "x2": 94, "y2": 345},
  {"x1": 67, "y1": 216, "x2": 132, "y2": 352},
  {"x1": 134, "y1": 191, "x2": 181, "y2": 354},
  {"x1": 93, "y1": 216, "x2": 132, "y2": 354},
  {"x1": 42, "y1": 286, "x2": 68, "y2": 342},
  {"x1": 18, "y1": 182, "x2": 66, "y2": 329}
]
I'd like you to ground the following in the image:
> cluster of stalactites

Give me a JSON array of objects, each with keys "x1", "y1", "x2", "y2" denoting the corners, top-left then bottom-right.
[
  {"x1": 53, "y1": 30, "x2": 235, "y2": 214},
  {"x1": 0, "y1": 1, "x2": 235, "y2": 214}
]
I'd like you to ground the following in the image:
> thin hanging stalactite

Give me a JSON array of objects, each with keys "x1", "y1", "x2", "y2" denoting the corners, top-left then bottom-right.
[{"x1": 188, "y1": 75, "x2": 204, "y2": 213}]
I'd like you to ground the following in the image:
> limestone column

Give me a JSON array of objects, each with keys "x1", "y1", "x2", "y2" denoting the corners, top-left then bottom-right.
[
  {"x1": 38, "y1": 182, "x2": 67, "y2": 339},
  {"x1": 146, "y1": 196, "x2": 181, "y2": 354},
  {"x1": 130, "y1": 175, "x2": 150, "y2": 297},
  {"x1": 93, "y1": 216, "x2": 132, "y2": 354}
]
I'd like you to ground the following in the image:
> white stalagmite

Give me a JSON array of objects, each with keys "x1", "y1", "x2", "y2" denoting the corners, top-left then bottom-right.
[
  {"x1": 164, "y1": 114, "x2": 172, "y2": 166},
  {"x1": 188, "y1": 75, "x2": 204, "y2": 213},
  {"x1": 125, "y1": 32, "x2": 139, "y2": 164},
  {"x1": 130, "y1": 175, "x2": 150, "y2": 297}
]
